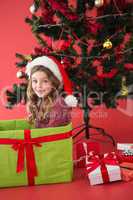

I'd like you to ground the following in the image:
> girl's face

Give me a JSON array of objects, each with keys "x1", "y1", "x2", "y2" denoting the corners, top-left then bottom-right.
[{"x1": 31, "y1": 71, "x2": 53, "y2": 98}]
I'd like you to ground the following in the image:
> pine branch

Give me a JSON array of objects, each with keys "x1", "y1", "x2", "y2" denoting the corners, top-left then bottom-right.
[
  {"x1": 49, "y1": 47, "x2": 133, "y2": 60},
  {"x1": 38, "y1": 12, "x2": 132, "y2": 29}
]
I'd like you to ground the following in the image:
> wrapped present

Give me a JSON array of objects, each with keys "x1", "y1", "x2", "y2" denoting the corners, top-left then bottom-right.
[
  {"x1": 75, "y1": 141, "x2": 100, "y2": 168},
  {"x1": 117, "y1": 143, "x2": 133, "y2": 155},
  {"x1": 116, "y1": 143, "x2": 133, "y2": 163},
  {"x1": 0, "y1": 119, "x2": 73, "y2": 188},
  {"x1": 120, "y1": 162, "x2": 133, "y2": 181},
  {"x1": 121, "y1": 168, "x2": 133, "y2": 182},
  {"x1": 116, "y1": 151, "x2": 133, "y2": 163},
  {"x1": 85, "y1": 151, "x2": 121, "y2": 185},
  {"x1": 120, "y1": 162, "x2": 133, "y2": 170}
]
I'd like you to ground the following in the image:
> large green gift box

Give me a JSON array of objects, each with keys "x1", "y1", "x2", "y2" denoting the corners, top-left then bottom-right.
[{"x1": 0, "y1": 119, "x2": 73, "y2": 188}]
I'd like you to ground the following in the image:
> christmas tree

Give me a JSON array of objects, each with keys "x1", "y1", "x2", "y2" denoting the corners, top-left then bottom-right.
[{"x1": 6, "y1": 0, "x2": 133, "y2": 111}]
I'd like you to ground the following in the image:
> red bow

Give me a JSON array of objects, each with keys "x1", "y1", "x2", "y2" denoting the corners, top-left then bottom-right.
[
  {"x1": 12, "y1": 130, "x2": 42, "y2": 185},
  {"x1": 86, "y1": 152, "x2": 118, "y2": 183}
]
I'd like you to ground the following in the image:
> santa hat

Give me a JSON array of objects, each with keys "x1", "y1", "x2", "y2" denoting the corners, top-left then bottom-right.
[{"x1": 26, "y1": 56, "x2": 78, "y2": 107}]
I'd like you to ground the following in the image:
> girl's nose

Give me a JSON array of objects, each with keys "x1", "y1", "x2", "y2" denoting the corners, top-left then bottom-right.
[{"x1": 37, "y1": 82, "x2": 42, "y2": 88}]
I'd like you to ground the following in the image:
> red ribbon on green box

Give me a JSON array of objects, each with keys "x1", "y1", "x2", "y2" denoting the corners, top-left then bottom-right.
[{"x1": 0, "y1": 129, "x2": 72, "y2": 186}]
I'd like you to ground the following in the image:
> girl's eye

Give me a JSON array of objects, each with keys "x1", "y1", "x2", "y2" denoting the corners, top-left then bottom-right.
[
  {"x1": 32, "y1": 80, "x2": 37, "y2": 83},
  {"x1": 43, "y1": 79, "x2": 49, "y2": 83},
  {"x1": 32, "y1": 79, "x2": 49, "y2": 83}
]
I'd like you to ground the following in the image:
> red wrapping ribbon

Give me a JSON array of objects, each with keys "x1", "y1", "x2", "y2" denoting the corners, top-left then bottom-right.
[
  {"x1": 86, "y1": 153, "x2": 119, "y2": 183},
  {"x1": 0, "y1": 129, "x2": 72, "y2": 186}
]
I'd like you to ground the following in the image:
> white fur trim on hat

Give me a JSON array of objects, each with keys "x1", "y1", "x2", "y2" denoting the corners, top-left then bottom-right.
[{"x1": 26, "y1": 56, "x2": 62, "y2": 82}]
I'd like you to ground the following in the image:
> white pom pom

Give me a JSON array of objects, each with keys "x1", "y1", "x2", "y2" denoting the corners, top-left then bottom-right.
[
  {"x1": 64, "y1": 95, "x2": 78, "y2": 107},
  {"x1": 94, "y1": 0, "x2": 104, "y2": 8},
  {"x1": 16, "y1": 71, "x2": 23, "y2": 78},
  {"x1": 29, "y1": 4, "x2": 36, "y2": 14}
]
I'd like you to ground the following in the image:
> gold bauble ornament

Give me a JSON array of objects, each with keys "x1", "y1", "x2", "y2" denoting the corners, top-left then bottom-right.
[
  {"x1": 103, "y1": 39, "x2": 112, "y2": 49},
  {"x1": 94, "y1": 0, "x2": 104, "y2": 8},
  {"x1": 120, "y1": 76, "x2": 128, "y2": 96},
  {"x1": 24, "y1": 55, "x2": 32, "y2": 61},
  {"x1": 121, "y1": 87, "x2": 128, "y2": 96}
]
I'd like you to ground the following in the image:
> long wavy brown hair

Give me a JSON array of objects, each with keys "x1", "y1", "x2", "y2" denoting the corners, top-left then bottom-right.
[{"x1": 26, "y1": 65, "x2": 61, "y2": 124}]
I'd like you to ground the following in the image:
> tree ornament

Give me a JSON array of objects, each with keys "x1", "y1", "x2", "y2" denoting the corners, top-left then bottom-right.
[
  {"x1": 61, "y1": 60, "x2": 64, "y2": 64},
  {"x1": 16, "y1": 71, "x2": 25, "y2": 79},
  {"x1": 103, "y1": 39, "x2": 112, "y2": 49},
  {"x1": 120, "y1": 76, "x2": 128, "y2": 96},
  {"x1": 95, "y1": 0, "x2": 104, "y2": 8},
  {"x1": 29, "y1": 4, "x2": 36, "y2": 14},
  {"x1": 24, "y1": 55, "x2": 32, "y2": 61}
]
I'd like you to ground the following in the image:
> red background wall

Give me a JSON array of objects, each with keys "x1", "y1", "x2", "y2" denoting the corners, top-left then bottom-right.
[
  {"x1": 0, "y1": 0, "x2": 37, "y2": 119},
  {"x1": 0, "y1": 0, "x2": 133, "y2": 143}
]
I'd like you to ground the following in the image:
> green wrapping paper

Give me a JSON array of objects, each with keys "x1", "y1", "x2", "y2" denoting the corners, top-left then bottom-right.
[{"x1": 0, "y1": 119, "x2": 73, "y2": 188}]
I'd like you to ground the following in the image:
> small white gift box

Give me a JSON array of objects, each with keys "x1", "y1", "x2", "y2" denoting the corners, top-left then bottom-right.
[
  {"x1": 117, "y1": 143, "x2": 133, "y2": 155},
  {"x1": 85, "y1": 151, "x2": 121, "y2": 185}
]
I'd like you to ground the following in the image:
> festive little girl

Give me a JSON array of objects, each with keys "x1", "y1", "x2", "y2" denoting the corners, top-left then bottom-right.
[{"x1": 26, "y1": 56, "x2": 77, "y2": 128}]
